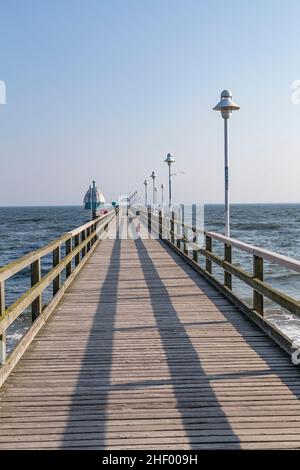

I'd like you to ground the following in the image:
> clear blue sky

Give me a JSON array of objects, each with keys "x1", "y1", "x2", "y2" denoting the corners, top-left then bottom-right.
[{"x1": 1, "y1": 0, "x2": 300, "y2": 205}]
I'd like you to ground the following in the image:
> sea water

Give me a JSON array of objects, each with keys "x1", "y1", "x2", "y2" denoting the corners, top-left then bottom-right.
[{"x1": 1, "y1": 204, "x2": 300, "y2": 350}]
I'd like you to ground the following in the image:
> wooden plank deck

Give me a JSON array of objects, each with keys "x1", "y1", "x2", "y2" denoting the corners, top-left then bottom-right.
[{"x1": 1, "y1": 232, "x2": 300, "y2": 449}]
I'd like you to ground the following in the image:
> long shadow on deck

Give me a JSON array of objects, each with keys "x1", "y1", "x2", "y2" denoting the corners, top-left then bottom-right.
[
  {"x1": 61, "y1": 236, "x2": 121, "y2": 448},
  {"x1": 134, "y1": 238, "x2": 241, "y2": 449}
]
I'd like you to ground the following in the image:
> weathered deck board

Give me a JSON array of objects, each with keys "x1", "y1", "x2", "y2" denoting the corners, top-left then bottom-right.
[{"x1": 1, "y1": 233, "x2": 300, "y2": 449}]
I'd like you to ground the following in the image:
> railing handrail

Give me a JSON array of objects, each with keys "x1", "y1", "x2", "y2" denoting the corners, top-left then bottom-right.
[
  {"x1": 137, "y1": 206, "x2": 300, "y2": 355},
  {"x1": 205, "y1": 231, "x2": 300, "y2": 274},
  {"x1": 0, "y1": 211, "x2": 113, "y2": 283},
  {"x1": 139, "y1": 207, "x2": 300, "y2": 274}
]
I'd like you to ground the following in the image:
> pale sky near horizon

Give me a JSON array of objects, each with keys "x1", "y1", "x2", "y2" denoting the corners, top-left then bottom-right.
[{"x1": 1, "y1": 0, "x2": 300, "y2": 206}]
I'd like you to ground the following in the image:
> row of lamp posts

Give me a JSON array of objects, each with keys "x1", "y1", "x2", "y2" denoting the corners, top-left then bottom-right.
[
  {"x1": 144, "y1": 152, "x2": 177, "y2": 210},
  {"x1": 142, "y1": 90, "x2": 240, "y2": 236}
]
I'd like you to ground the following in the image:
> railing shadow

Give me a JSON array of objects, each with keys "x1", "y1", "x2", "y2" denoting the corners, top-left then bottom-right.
[
  {"x1": 61, "y1": 236, "x2": 121, "y2": 449},
  {"x1": 134, "y1": 237, "x2": 241, "y2": 449}
]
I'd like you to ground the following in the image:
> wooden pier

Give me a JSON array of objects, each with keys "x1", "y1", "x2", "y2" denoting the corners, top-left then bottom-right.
[{"x1": 1, "y1": 208, "x2": 300, "y2": 449}]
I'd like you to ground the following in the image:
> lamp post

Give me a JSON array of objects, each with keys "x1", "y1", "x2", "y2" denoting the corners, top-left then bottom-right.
[
  {"x1": 164, "y1": 153, "x2": 176, "y2": 208},
  {"x1": 144, "y1": 179, "x2": 148, "y2": 206},
  {"x1": 150, "y1": 171, "x2": 157, "y2": 206},
  {"x1": 213, "y1": 90, "x2": 240, "y2": 237},
  {"x1": 161, "y1": 183, "x2": 164, "y2": 207}
]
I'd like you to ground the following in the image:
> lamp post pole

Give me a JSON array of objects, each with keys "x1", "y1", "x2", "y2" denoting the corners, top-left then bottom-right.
[
  {"x1": 224, "y1": 118, "x2": 229, "y2": 236},
  {"x1": 164, "y1": 153, "x2": 176, "y2": 209},
  {"x1": 144, "y1": 180, "x2": 148, "y2": 207},
  {"x1": 161, "y1": 183, "x2": 164, "y2": 207},
  {"x1": 150, "y1": 171, "x2": 157, "y2": 206},
  {"x1": 213, "y1": 90, "x2": 240, "y2": 237},
  {"x1": 168, "y1": 164, "x2": 171, "y2": 207}
]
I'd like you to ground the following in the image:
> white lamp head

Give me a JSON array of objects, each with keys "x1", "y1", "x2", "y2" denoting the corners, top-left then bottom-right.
[
  {"x1": 213, "y1": 90, "x2": 240, "y2": 119},
  {"x1": 164, "y1": 153, "x2": 176, "y2": 165},
  {"x1": 150, "y1": 171, "x2": 157, "y2": 179},
  {"x1": 144, "y1": 179, "x2": 148, "y2": 186}
]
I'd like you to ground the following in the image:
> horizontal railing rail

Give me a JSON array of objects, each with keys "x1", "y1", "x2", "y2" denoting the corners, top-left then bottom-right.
[
  {"x1": 0, "y1": 210, "x2": 116, "y2": 374},
  {"x1": 138, "y1": 207, "x2": 300, "y2": 354}
]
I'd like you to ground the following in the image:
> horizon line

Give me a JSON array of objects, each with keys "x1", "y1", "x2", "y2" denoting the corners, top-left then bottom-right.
[{"x1": 1, "y1": 201, "x2": 300, "y2": 208}]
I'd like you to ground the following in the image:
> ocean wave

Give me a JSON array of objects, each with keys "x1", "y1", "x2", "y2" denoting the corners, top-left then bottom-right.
[
  {"x1": 266, "y1": 272, "x2": 300, "y2": 283},
  {"x1": 233, "y1": 223, "x2": 281, "y2": 231},
  {"x1": 14, "y1": 217, "x2": 44, "y2": 223}
]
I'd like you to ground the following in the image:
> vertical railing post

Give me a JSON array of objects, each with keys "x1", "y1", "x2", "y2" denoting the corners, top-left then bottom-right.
[
  {"x1": 148, "y1": 207, "x2": 151, "y2": 236},
  {"x1": 74, "y1": 234, "x2": 80, "y2": 266},
  {"x1": 176, "y1": 210, "x2": 181, "y2": 249},
  {"x1": 159, "y1": 210, "x2": 162, "y2": 239},
  {"x1": 90, "y1": 224, "x2": 94, "y2": 246},
  {"x1": 192, "y1": 204, "x2": 198, "y2": 262},
  {"x1": 89, "y1": 226, "x2": 93, "y2": 249},
  {"x1": 100, "y1": 219, "x2": 104, "y2": 240},
  {"x1": 81, "y1": 229, "x2": 86, "y2": 258},
  {"x1": 31, "y1": 259, "x2": 41, "y2": 322},
  {"x1": 171, "y1": 211, "x2": 175, "y2": 245},
  {"x1": 205, "y1": 235, "x2": 212, "y2": 275},
  {"x1": 115, "y1": 207, "x2": 119, "y2": 239},
  {"x1": 183, "y1": 229, "x2": 188, "y2": 255},
  {"x1": 97, "y1": 220, "x2": 102, "y2": 241},
  {"x1": 92, "y1": 222, "x2": 97, "y2": 245},
  {"x1": 66, "y1": 238, "x2": 72, "y2": 278},
  {"x1": 53, "y1": 246, "x2": 61, "y2": 295},
  {"x1": 94, "y1": 222, "x2": 98, "y2": 244},
  {"x1": 90, "y1": 224, "x2": 94, "y2": 247},
  {"x1": 104, "y1": 216, "x2": 109, "y2": 235},
  {"x1": 192, "y1": 228, "x2": 198, "y2": 263},
  {"x1": 86, "y1": 227, "x2": 91, "y2": 252},
  {"x1": 224, "y1": 243, "x2": 232, "y2": 290},
  {"x1": 253, "y1": 255, "x2": 264, "y2": 315},
  {"x1": 0, "y1": 281, "x2": 6, "y2": 364},
  {"x1": 181, "y1": 204, "x2": 187, "y2": 254}
]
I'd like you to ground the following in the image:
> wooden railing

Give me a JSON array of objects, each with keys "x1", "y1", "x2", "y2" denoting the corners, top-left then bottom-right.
[
  {"x1": 0, "y1": 210, "x2": 116, "y2": 386},
  {"x1": 139, "y1": 207, "x2": 300, "y2": 355}
]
